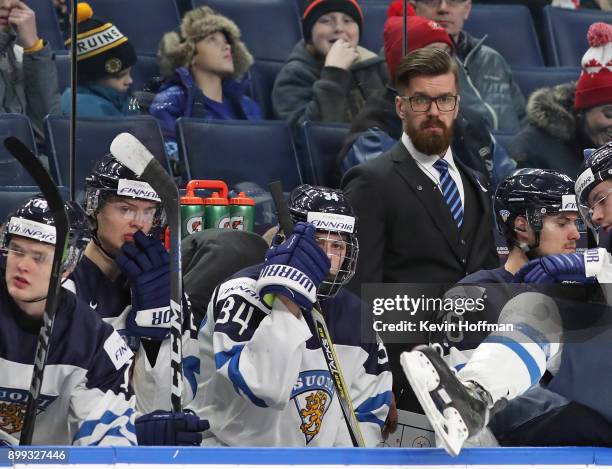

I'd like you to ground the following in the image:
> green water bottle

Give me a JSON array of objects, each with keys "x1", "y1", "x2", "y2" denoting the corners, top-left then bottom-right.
[
  {"x1": 180, "y1": 180, "x2": 206, "y2": 238},
  {"x1": 204, "y1": 192, "x2": 231, "y2": 229},
  {"x1": 229, "y1": 192, "x2": 255, "y2": 232}
]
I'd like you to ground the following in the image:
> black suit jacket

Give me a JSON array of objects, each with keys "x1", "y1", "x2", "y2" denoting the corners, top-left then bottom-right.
[{"x1": 341, "y1": 141, "x2": 498, "y2": 288}]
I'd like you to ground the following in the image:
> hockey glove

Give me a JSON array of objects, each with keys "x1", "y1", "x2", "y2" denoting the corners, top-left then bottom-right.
[
  {"x1": 256, "y1": 222, "x2": 330, "y2": 311},
  {"x1": 135, "y1": 409, "x2": 209, "y2": 446},
  {"x1": 515, "y1": 253, "x2": 591, "y2": 284},
  {"x1": 116, "y1": 230, "x2": 171, "y2": 340}
]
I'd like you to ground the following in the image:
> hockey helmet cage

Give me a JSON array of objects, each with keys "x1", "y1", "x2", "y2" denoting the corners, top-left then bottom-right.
[
  {"x1": 85, "y1": 153, "x2": 165, "y2": 229},
  {"x1": 288, "y1": 184, "x2": 359, "y2": 300}
]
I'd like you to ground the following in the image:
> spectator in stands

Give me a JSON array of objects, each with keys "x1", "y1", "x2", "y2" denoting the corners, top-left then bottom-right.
[
  {"x1": 272, "y1": 0, "x2": 388, "y2": 132},
  {"x1": 510, "y1": 22, "x2": 612, "y2": 176},
  {"x1": 60, "y1": 3, "x2": 138, "y2": 118},
  {"x1": 411, "y1": 0, "x2": 526, "y2": 131},
  {"x1": 0, "y1": 0, "x2": 59, "y2": 139},
  {"x1": 151, "y1": 6, "x2": 262, "y2": 161},
  {"x1": 336, "y1": 2, "x2": 515, "y2": 188}
]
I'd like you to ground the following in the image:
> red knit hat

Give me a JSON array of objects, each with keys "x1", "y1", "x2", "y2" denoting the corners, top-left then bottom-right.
[
  {"x1": 574, "y1": 22, "x2": 612, "y2": 110},
  {"x1": 383, "y1": 1, "x2": 453, "y2": 83}
]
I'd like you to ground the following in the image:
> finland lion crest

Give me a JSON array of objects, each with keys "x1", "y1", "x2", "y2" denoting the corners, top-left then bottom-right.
[{"x1": 291, "y1": 370, "x2": 335, "y2": 444}]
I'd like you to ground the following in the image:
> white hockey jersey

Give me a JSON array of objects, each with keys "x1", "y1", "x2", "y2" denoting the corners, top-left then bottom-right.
[
  {"x1": 187, "y1": 264, "x2": 392, "y2": 447},
  {"x1": 68, "y1": 255, "x2": 200, "y2": 413},
  {"x1": 0, "y1": 281, "x2": 136, "y2": 445}
]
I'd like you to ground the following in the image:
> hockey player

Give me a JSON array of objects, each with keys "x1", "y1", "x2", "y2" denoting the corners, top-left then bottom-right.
[
  {"x1": 437, "y1": 168, "x2": 581, "y2": 371},
  {"x1": 66, "y1": 153, "x2": 206, "y2": 445},
  {"x1": 402, "y1": 144, "x2": 612, "y2": 455},
  {"x1": 0, "y1": 195, "x2": 136, "y2": 445},
  {"x1": 187, "y1": 185, "x2": 392, "y2": 446}
]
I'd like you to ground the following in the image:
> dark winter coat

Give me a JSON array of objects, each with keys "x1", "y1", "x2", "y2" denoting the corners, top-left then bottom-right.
[
  {"x1": 150, "y1": 67, "x2": 262, "y2": 158},
  {"x1": 510, "y1": 82, "x2": 592, "y2": 177},
  {"x1": 272, "y1": 41, "x2": 388, "y2": 131},
  {"x1": 455, "y1": 30, "x2": 526, "y2": 132},
  {"x1": 0, "y1": 30, "x2": 60, "y2": 139}
]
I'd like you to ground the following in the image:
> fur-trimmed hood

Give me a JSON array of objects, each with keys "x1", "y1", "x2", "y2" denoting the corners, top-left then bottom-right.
[
  {"x1": 158, "y1": 6, "x2": 253, "y2": 80},
  {"x1": 526, "y1": 82, "x2": 577, "y2": 143}
]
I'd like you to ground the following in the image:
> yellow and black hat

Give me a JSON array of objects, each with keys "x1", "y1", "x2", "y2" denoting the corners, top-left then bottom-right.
[{"x1": 66, "y1": 3, "x2": 137, "y2": 84}]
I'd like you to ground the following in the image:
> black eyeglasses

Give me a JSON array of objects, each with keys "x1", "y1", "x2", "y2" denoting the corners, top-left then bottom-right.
[
  {"x1": 415, "y1": 0, "x2": 469, "y2": 7},
  {"x1": 400, "y1": 94, "x2": 458, "y2": 112}
]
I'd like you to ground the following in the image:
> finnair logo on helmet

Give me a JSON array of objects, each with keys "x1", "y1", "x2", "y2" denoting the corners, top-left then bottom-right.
[
  {"x1": 575, "y1": 168, "x2": 595, "y2": 202},
  {"x1": 8, "y1": 217, "x2": 56, "y2": 244},
  {"x1": 117, "y1": 179, "x2": 160, "y2": 202},
  {"x1": 307, "y1": 212, "x2": 355, "y2": 234},
  {"x1": 561, "y1": 194, "x2": 578, "y2": 211}
]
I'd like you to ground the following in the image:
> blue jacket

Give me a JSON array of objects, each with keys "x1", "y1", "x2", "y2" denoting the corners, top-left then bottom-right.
[
  {"x1": 61, "y1": 84, "x2": 139, "y2": 117},
  {"x1": 150, "y1": 67, "x2": 262, "y2": 159}
]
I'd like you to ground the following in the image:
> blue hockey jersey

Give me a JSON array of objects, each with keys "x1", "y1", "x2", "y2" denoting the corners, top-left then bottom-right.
[
  {"x1": 67, "y1": 254, "x2": 200, "y2": 413},
  {"x1": 0, "y1": 279, "x2": 136, "y2": 445}
]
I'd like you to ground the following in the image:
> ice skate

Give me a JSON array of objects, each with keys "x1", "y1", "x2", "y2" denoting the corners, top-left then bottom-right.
[{"x1": 400, "y1": 345, "x2": 491, "y2": 456}]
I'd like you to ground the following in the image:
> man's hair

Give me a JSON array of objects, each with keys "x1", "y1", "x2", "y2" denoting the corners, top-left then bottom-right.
[{"x1": 395, "y1": 48, "x2": 459, "y2": 93}]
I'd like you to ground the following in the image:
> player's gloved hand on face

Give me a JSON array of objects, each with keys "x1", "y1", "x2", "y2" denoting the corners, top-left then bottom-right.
[
  {"x1": 116, "y1": 230, "x2": 171, "y2": 340},
  {"x1": 135, "y1": 409, "x2": 209, "y2": 446},
  {"x1": 256, "y1": 222, "x2": 330, "y2": 311},
  {"x1": 515, "y1": 253, "x2": 591, "y2": 284}
]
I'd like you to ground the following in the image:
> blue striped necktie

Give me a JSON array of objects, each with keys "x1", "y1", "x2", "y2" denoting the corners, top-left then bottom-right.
[{"x1": 433, "y1": 158, "x2": 463, "y2": 229}]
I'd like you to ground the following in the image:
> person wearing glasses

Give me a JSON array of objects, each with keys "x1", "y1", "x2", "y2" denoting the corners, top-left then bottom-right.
[
  {"x1": 336, "y1": 2, "x2": 516, "y2": 188},
  {"x1": 64, "y1": 153, "x2": 207, "y2": 445},
  {"x1": 341, "y1": 48, "x2": 497, "y2": 416},
  {"x1": 411, "y1": 0, "x2": 525, "y2": 132},
  {"x1": 342, "y1": 47, "x2": 497, "y2": 289}
]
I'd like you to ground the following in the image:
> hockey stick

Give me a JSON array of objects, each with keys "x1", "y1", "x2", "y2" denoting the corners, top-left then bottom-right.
[
  {"x1": 110, "y1": 133, "x2": 183, "y2": 412},
  {"x1": 69, "y1": 0, "x2": 77, "y2": 201},
  {"x1": 268, "y1": 181, "x2": 366, "y2": 447},
  {"x1": 4, "y1": 137, "x2": 69, "y2": 445}
]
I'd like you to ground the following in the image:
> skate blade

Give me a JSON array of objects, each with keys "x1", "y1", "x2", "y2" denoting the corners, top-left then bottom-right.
[{"x1": 400, "y1": 351, "x2": 469, "y2": 457}]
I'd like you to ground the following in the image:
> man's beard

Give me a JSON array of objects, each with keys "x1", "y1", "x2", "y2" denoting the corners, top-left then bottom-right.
[{"x1": 407, "y1": 117, "x2": 454, "y2": 155}]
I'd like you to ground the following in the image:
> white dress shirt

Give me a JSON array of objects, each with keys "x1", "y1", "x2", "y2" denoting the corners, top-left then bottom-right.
[{"x1": 401, "y1": 132, "x2": 465, "y2": 206}]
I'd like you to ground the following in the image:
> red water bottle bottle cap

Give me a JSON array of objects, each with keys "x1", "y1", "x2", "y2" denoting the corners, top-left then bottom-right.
[{"x1": 229, "y1": 191, "x2": 255, "y2": 206}]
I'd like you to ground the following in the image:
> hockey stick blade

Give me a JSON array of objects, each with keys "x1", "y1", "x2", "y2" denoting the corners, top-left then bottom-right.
[
  {"x1": 4, "y1": 137, "x2": 69, "y2": 445},
  {"x1": 110, "y1": 133, "x2": 184, "y2": 412},
  {"x1": 268, "y1": 181, "x2": 366, "y2": 447}
]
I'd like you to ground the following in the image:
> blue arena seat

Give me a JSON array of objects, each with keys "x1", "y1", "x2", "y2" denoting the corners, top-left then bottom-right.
[
  {"x1": 31, "y1": 0, "x2": 64, "y2": 50},
  {"x1": 543, "y1": 6, "x2": 612, "y2": 67},
  {"x1": 300, "y1": 121, "x2": 350, "y2": 188},
  {"x1": 249, "y1": 60, "x2": 284, "y2": 120},
  {"x1": 44, "y1": 115, "x2": 170, "y2": 202},
  {"x1": 177, "y1": 118, "x2": 302, "y2": 192},
  {"x1": 0, "y1": 186, "x2": 69, "y2": 223},
  {"x1": 55, "y1": 54, "x2": 161, "y2": 94},
  {"x1": 464, "y1": 4, "x2": 544, "y2": 67},
  {"x1": 85, "y1": 0, "x2": 181, "y2": 56},
  {"x1": 360, "y1": 1, "x2": 389, "y2": 55},
  {"x1": 0, "y1": 114, "x2": 41, "y2": 186},
  {"x1": 191, "y1": 0, "x2": 302, "y2": 62},
  {"x1": 512, "y1": 66, "x2": 581, "y2": 100}
]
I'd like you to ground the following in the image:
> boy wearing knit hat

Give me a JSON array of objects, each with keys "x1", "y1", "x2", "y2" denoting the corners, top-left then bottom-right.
[
  {"x1": 272, "y1": 0, "x2": 387, "y2": 131},
  {"x1": 151, "y1": 6, "x2": 262, "y2": 161},
  {"x1": 60, "y1": 2, "x2": 138, "y2": 117},
  {"x1": 510, "y1": 22, "x2": 612, "y2": 177},
  {"x1": 0, "y1": 0, "x2": 59, "y2": 138}
]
